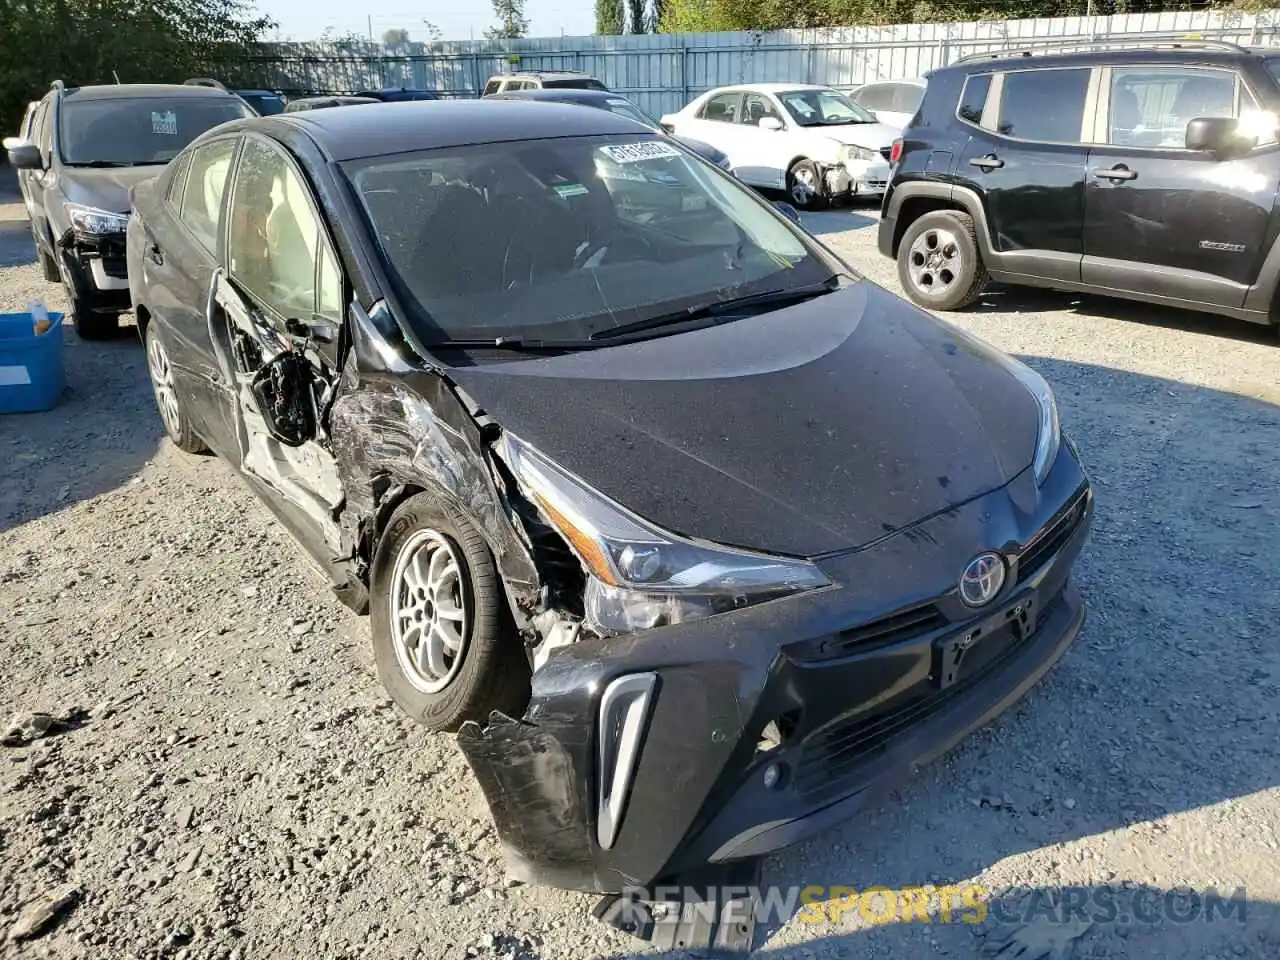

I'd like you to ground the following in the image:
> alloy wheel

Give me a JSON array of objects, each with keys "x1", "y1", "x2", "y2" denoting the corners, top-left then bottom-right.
[
  {"x1": 390, "y1": 528, "x2": 469, "y2": 693},
  {"x1": 790, "y1": 166, "x2": 818, "y2": 206},
  {"x1": 907, "y1": 227, "x2": 963, "y2": 296},
  {"x1": 146, "y1": 333, "x2": 182, "y2": 438}
]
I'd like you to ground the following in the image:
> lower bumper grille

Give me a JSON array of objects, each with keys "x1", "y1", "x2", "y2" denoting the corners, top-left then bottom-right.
[{"x1": 795, "y1": 586, "x2": 1062, "y2": 801}]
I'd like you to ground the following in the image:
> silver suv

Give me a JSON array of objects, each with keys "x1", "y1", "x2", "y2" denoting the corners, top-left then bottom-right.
[{"x1": 481, "y1": 71, "x2": 608, "y2": 95}]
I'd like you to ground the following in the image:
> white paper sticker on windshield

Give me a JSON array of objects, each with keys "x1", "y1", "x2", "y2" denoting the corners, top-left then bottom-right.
[
  {"x1": 151, "y1": 111, "x2": 178, "y2": 135},
  {"x1": 598, "y1": 141, "x2": 681, "y2": 164}
]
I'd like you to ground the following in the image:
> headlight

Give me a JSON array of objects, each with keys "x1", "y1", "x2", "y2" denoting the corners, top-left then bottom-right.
[
  {"x1": 840, "y1": 144, "x2": 877, "y2": 163},
  {"x1": 65, "y1": 203, "x2": 129, "y2": 236},
  {"x1": 1007, "y1": 359, "x2": 1062, "y2": 485},
  {"x1": 945, "y1": 326, "x2": 1062, "y2": 486},
  {"x1": 500, "y1": 433, "x2": 829, "y2": 635}
]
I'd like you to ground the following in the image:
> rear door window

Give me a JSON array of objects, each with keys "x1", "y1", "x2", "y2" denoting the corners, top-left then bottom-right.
[
  {"x1": 166, "y1": 151, "x2": 193, "y2": 207},
  {"x1": 179, "y1": 138, "x2": 238, "y2": 253},
  {"x1": 957, "y1": 73, "x2": 993, "y2": 125},
  {"x1": 994, "y1": 68, "x2": 1091, "y2": 143},
  {"x1": 483, "y1": 80, "x2": 502, "y2": 96}
]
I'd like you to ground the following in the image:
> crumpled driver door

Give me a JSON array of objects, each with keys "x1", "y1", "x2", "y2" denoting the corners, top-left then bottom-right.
[{"x1": 208, "y1": 269, "x2": 345, "y2": 551}]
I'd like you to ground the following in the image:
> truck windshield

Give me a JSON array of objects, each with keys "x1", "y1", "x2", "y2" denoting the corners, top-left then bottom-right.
[{"x1": 59, "y1": 96, "x2": 252, "y2": 166}]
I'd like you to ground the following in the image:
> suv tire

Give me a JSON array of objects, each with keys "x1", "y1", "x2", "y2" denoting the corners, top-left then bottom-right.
[
  {"x1": 69, "y1": 297, "x2": 120, "y2": 340},
  {"x1": 897, "y1": 210, "x2": 987, "y2": 311},
  {"x1": 370, "y1": 495, "x2": 530, "y2": 733},
  {"x1": 787, "y1": 159, "x2": 829, "y2": 211}
]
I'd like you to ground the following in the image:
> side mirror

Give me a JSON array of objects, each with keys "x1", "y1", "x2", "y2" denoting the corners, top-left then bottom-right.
[
  {"x1": 1185, "y1": 116, "x2": 1254, "y2": 156},
  {"x1": 3, "y1": 138, "x2": 43, "y2": 170},
  {"x1": 758, "y1": 116, "x2": 784, "y2": 132},
  {"x1": 773, "y1": 200, "x2": 802, "y2": 224}
]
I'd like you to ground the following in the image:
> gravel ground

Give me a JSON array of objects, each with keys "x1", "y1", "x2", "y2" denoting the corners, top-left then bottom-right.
[{"x1": 2, "y1": 173, "x2": 1278, "y2": 960}]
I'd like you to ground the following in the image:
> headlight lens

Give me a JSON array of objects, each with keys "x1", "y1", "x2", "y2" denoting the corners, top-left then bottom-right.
[
  {"x1": 1009, "y1": 359, "x2": 1062, "y2": 485},
  {"x1": 500, "y1": 433, "x2": 829, "y2": 635},
  {"x1": 65, "y1": 203, "x2": 128, "y2": 236},
  {"x1": 840, "y1": 144, "x2": 877, "y2": 163}
]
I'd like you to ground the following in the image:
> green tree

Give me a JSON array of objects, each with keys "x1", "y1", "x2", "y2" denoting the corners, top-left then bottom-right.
[
  {"x1": 381, "y1": 27, "x2": 410, "y2": 44},
  {"x1": 596, "y1": 0, "x2": 624, "y2": 33},
  {"x1": 0, "y1": 0, "x2": 273, "y2": 133},
  {"x1": 484, "y1": 0, "x2": 530, "y2": 39},
  {"x1": 626, "y1": 0, "x2": 646, "y2": 31}
]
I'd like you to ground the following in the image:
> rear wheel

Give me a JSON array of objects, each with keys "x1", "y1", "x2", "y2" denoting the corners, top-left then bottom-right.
[
  {"x1": 786, "y1": 159, "x2": 829, "y2": 211},
  {"x1": 897, "y1": 210, "x2": 987, "y2": 311},
  {"x1": 145, "y1": 324, "x2": 206, "y2": 453},
  {"x1": 370, "y1": 495, "x2": 530, "y2": 733}
]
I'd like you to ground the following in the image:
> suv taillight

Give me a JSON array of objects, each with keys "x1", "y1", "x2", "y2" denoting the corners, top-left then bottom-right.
[{"x1": 889, "y1": 139, "x2": 903, "y2": 165}]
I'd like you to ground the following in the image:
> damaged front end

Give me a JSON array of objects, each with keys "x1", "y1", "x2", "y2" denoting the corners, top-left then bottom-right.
[{"x1": 57, "y1": 208, "x2": 133, "y2": 308}]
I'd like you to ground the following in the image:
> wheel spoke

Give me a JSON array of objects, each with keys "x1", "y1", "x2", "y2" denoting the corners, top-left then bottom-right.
[
  {"x1": 434, "y1": 594, "x2": 464, "y2": 622},
  {"x1": 423, "y1": 625, "x2": 451, "y2": 676},
  {"x1": 434, "y1": 618, "x2": 463, "y2": 653},
  {"x1": 404, "y1": 551, "x2": 429, "y2": 594},
  {"x1": 426, "y1": 546, "x2": 450, "y2": 593}
]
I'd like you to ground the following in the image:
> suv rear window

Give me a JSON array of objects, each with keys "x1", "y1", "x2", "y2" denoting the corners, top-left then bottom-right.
[
  {"x1": 995, "y1": 68, "x2": 1090, "y2": 143},
  {"x1": 542, "y1": 78, "x2": 608, "y2": 91},
  {"x1": 957, "y1": 73, "x2": 992, "y2": 124},
  {"x1": 59, "y1": 96, "x2": 252, "y2": 166}
]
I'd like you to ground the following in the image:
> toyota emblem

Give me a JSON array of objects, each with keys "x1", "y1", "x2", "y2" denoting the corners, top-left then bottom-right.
[{"x1": 959, "y1": 552, "x2": 1005, "y2": 607}]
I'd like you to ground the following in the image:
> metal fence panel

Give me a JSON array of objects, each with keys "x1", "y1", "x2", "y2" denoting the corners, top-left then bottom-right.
[{"x1": 234, "y1": 8, "x2": 1280, "y2": 117}]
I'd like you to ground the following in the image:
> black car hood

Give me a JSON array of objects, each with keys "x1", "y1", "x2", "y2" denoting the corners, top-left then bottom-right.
[
  {"x1": 56, "y1": 165, "x2": 163, "y2": 215},
  {"x1": 449, "y1": 283, "x2": 1038, "y2": 557}
]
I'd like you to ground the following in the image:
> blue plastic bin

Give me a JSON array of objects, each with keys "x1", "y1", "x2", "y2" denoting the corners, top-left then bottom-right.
[{"x1": 0, "y1": 312, "x2": 65, "y2": 414}]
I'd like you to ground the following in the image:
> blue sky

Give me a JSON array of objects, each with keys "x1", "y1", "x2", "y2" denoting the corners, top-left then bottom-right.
[{"x1": 259, "y1": 0, "x2": 596, "y2": 42}]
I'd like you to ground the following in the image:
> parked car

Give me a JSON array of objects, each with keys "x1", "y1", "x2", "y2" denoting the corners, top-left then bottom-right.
[
  {"x1": 848, "y1": 77, "x2": 926, "y2": 128},
  {"x1": 485, "y1": 87, "x2": 732, "y2": 171},
  {"x1": 880, "y1": 37, "x2": 1280, "y2": 337},
  {"x1": 234, "y1": 88, "x2": 287, "y2": 116},
  {"x1": 660, "y1": 83, "x2": 898, "y2": 209},
  {"x1": 127, "y1": 98, "x2": 1091, "y2": 900},
  {"x1": 285, "y1": 95, "x2": 379, "y2": 112},
  {"x1": 482, "y1": 71, "x2": 608, "y2": 95},
  {"x1": 355, "y1": 87, "x2": 440, "y2": 102},
  {"x1": 3, "y1": 80, "x2": 253, "y2": 338}
]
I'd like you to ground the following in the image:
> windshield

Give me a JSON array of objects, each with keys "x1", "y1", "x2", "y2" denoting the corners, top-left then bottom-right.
[
  {"x1": 241, "y1": 93, "x2": 285, "y2": 116},
  {"x1": 58, "y1": 97, "x2": 252, "y2": 165},
  {"x1": 601, "y1": 97, "x2": 658, "y2": 128},
  {"x1": 778, "y1": 89, "x2": 876, "y2": 126},
  {"x1": 344, "y1": 135, "x2": 837, "y2": 344}
]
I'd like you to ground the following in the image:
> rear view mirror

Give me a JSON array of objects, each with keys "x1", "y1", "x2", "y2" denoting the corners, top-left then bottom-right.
[
  {"x1": 3, "y1": 138, "x2": 43, "y2": 170},
  {"x1": 1185, "y1": 116, "x2": 1254, "y2": 156},
  {"x1": 758, "y1": 116, "x2": 784, "y2": 132},
  {"x1": 773, "y1": 201, "x2": 802, "y2": 224}
]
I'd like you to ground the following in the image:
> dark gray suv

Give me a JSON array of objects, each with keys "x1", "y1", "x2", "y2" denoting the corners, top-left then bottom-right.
[{"x1": 4, "y1": 80, "x2": 252, "y2": 338}]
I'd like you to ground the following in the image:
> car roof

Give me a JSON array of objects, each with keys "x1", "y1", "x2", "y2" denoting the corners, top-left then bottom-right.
[
  {"x1": 275, "y1": 98, "x2": 651, "y2": 161},
  {"x1": 62, "y1": 83, "x2": 239, "y2": 101},
  {"x1": 705, "y1": 82, "x2": 835, "y2": 95},
  {"x1": 940, "y1": 45, "x2": 1264, "y2": 74},
  {"x1": 498, "y1": 71, "x2": 596, "y2": 80},
  {"x1": 490, "y1": 88, "x2": 621, "y2": 104}
]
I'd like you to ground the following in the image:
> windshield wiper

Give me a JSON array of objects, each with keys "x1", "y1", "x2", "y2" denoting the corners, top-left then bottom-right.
[
  {"x1": 591, "y1": 278, "x2": 840, "y2": 342},
  {"x1": 67, "y1": 160, "x2": 134, "y2": 168},
  {"x1": 426, "y1": 336, "x2": 606, "y2": 352}
]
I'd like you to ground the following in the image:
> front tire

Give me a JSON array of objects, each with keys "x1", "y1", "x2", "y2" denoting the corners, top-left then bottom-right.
[
  {"x1": 370, "y1": 495, "x2": 530, "y2": 733},
  {"x1": 145, "y1": 324, "x2": 207, "y2": 453},
  {"x1": 786, "y1": 159, "x2": 829, "y2": 211},
  {"x1": 70, "y1": 298, "x2": 120, "y2": 340},
  {"x1": 897, "y1": 210, "x2": 987, "y2": 311}
]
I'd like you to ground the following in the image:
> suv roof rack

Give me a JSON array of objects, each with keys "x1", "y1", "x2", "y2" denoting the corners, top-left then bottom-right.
[
  {"x1": 953, "y1": 33, "x2": 1251, "y2": 64},
  {"x1": 184, "y1": 77, "x2": 228, "y2": 90}
]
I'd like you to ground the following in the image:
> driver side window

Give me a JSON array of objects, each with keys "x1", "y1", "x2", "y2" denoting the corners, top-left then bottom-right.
[{"x1": 227, "y1": 137, "x2": 339, "y2": 321}]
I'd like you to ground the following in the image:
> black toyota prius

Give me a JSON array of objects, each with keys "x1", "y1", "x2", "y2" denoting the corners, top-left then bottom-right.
[{"x1": 127, "y1": 100, "x2": 1092, "y2": 906}]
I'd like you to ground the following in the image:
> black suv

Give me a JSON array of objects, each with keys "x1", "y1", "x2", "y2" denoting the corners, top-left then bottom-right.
[
  {"x1": 879, "y1": 37, "x2": 1280, "y2": 337},
  {"x1": 4, "y1": 80, "x2": 252, "y2": 338}
]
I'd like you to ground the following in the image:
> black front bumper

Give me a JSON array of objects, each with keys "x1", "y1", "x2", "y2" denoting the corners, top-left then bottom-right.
[{"x1": 459, "y1": 447, "x2": 1093, "y2": 894}]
